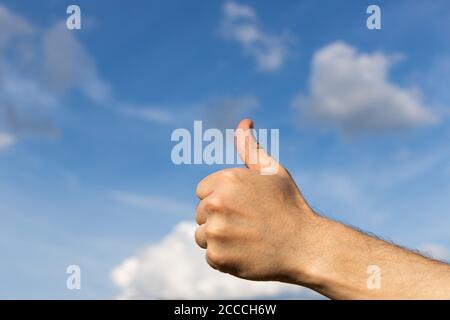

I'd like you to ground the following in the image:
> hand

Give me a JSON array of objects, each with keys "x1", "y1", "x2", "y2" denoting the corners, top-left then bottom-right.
[
  {"x1": 194, "y1": 119, "x2": 450, "y2": 299},
  {"x1": 194, "y1": 119, "x2": 322, "y2": 282}
]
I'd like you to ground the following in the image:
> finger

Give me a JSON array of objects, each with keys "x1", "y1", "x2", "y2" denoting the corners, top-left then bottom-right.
[
  {"x1": 205, "y1": 250, "x2": 218, "y2": 270},
  {"x1": 235, "y1": 118, "x2": 285, "y2": 175},
  {"x1": 196, "y1": 176, "x2": 213, "y2": 200},
  {"x1": 195, "y1": 225, "x2": 207, "y2": 249},
  {"x1": 195, "y1": 201, "x2": 207, "y2": 225},
  {"x1": 196, "y1": 170, "x2": 225, "y2": 199}
]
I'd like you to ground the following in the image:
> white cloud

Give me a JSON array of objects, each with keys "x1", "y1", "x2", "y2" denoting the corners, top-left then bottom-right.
[
  {"x1": 293, "y1": 42, "x2": 437, "y2": 135},
  {"x1": 418, "y1": 244, "x2": 450, "y2": 262},
  {"x1": 111, "y1": 221, "x2": 317, "y2": 299},
  {"x1": 221, "y1": 1, "x2": 291, "y2": 72},
  {"x1": 0, "y1": 132, "x2": 15, "y2": 150}
]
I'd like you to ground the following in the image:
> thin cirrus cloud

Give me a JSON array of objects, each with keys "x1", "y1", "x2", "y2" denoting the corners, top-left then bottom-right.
[
  {"x1": 294, "y1": 146, "x2": 450, "y2": 228},
  {"x1": 220, "y1": 1, "x2": 291, "y2": 72},
  {"x1": 111, "y1": 221, "x2": 318, "y2": 299},
  {"x1": 117, "y1": 106, "x2": 176, "y2": 125},
  {"x1": 293, "y1": 42, "x2": 438, "y2": 136},
  {"x1": 111, "y1": 191, "x2": 193, "y2": 215},
  {"x1": 118, "y1": 96, "x2": 259, "y2": 131}
]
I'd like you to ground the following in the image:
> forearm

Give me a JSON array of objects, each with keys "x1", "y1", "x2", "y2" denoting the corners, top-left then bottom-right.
[{"x1": 289, "y1": 214, "x2": 450, "y2": 299}]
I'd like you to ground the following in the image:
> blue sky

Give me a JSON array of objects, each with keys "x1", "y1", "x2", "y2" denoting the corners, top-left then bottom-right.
[{"x1": 0, "y1": 0, "x2": 450, "y2": 299}]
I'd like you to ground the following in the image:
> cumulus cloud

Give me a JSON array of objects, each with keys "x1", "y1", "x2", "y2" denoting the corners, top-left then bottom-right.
[
  {"x1": 293, "y1": 42, "x2": 437, "y2": 135},
  {"x1": 111, "y1": 221, "x2": 317, "y2": 299},
  {"x1": 418, "y1": 244, "x2": 450, "y2": 262},
  {"x1": 221, "y1": 1, "x2": 291, "y2": 72}
]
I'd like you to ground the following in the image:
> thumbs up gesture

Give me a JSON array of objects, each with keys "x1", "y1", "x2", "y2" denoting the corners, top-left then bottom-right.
[{"x1": 195, "y1": 119, "x2": 322, "y2": 283}]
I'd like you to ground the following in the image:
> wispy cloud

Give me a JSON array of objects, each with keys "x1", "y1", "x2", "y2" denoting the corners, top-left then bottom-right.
[
  {"x1": 116, "y1": 105, "x2": 176, "y2": 125},
  {"x1": 293, "y1": 42, "x2": 437, "y2": 136},
  {"x1": 220, "y1": 1, "x2": 291, "y2": 72},
  {"x1": 111, "y1": 191, "x2": 193, "y2": 215},
  {"x1": 0, "y1": 5, "x2": 111, "y2": 148},
  {"x1": 0, "y1": 5, "x2": 179, "y2": 150},
  {"x1": 0, "y1": 5, "x2": 34, "y2": 47},
  {"x1": 116, "y1": 95, "x2": 258, "y2": 129},
  {"x1": 295, "y1": 144, "x2": 450, "y2": 229},
  {"x1": 42, "y1": 22, "x2": 111, "y2": 103},
  {"x1": 0, "y1": 6, "x2": 109, "y2": 109},
  {"x1": 1, "y1": 4, "x2": 265, "y2": 146}
]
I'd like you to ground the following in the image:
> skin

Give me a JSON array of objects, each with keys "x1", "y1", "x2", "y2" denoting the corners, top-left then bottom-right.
[{"x1": 194, "y1": 118, "x2": 450, "y2": 299}]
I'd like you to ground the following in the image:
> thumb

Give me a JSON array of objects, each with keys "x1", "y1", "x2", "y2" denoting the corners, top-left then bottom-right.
[{"x1": 235, "y1": 118, "x2": 285, "y2": 175}]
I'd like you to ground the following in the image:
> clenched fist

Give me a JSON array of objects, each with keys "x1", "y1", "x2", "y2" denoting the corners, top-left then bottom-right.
[{"x1": 194, "y1": 119, "x2": 323, "y2": 283}]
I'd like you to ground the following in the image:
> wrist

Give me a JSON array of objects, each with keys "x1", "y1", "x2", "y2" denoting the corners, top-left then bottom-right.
[
  {"x1": 284, "y1": 213, "x2": 384, "y2": 299},
  {"x1": 281, "y1": 212, "x2": 347, "y2": 291}
]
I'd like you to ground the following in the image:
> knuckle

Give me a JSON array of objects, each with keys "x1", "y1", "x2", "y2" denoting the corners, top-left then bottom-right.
[
  {"x1": 203, "y1": 203, "x2": 217, "y2": 214},
  {"x1": 195, "y1": 212, "x2": 203, "y2": 225},
  {"x1": 195, "y1": 202, "x2": 206, "y2": 224},
  {"x1": 204, "y1": 196, "x2": 224, "y2": 213},
  {"x1": 195, "y1": 181, "x2": 205, "y2": 198},
  {"x1": 220, "y1": 168, "x2": 240, "y2": 180},
  {"x1": 206, "y1": 250, "x2": 227, "y2": 268},
  {"x1": 194, "y1": 227, "x2": 200, "y2": 240},
  {"x1": 205, "y1": 223, "x2": 226, "y2": 239},
  {"x1": 194, "y1": 227, "x2": 206, "y2": 248},
  {"x1": 204, "y1": 226, "x2": 218, "y2": 239},
  {"x1": 196, "y1": 174, "x2": 214, "y2": 198}
]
